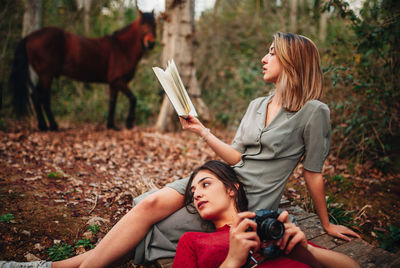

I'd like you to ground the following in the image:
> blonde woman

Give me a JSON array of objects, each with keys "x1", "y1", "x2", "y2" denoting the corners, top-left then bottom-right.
[{"x1": 1, "y1": 33, "x2": 360, "y2": 268}]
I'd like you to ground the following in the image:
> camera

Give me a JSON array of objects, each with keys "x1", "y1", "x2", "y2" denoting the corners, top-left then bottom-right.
[
  {"x1": 252, "y1": 209, "x2": 285, "y2": 242},
  {"x1": 249, "y1": 209, "x2": 285, "y2": 259}
]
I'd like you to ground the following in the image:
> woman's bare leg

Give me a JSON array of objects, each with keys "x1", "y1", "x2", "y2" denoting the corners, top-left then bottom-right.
[
  {"x1": 52, "y1": 187, "x2": 184, "y2": 268},
  {"x1": 52, "y1": 251, "x2": 91, "y2": 268}
]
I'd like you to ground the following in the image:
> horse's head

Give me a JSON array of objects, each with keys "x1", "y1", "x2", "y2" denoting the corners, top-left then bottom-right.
[{"x1": 139, "y1": 11, "x2": 156, "y2": 50}]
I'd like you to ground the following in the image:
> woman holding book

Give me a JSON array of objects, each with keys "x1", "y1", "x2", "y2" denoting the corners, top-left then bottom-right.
[
  {"x1": 3, "y1": 32, "x2": 359, "y2": 268},
  {"x1": 75, "y1": 32, "x2": 359, "y2": 267},
  {"x1": 172, "y1": 160, "x2": 359, "y2": 268}
]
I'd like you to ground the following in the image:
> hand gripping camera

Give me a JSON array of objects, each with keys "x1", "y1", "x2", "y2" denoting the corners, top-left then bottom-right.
[{"x1": 244, "y1": 209, "x2": 285, "y2": 267}]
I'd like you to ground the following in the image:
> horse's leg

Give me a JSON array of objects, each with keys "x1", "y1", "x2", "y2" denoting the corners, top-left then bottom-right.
[
  {"x1": 31, "y1": 82, "x2": 48, "y2": 131},
  {"x1": 120, "y1": 83, "x2": 136, "y2": 129},
  {"x1": 42, "y1": 89, "x2": 58, "y2": 131},
  {"x1": 107, "y1": 84, "x2": 119, "y2": 130}
]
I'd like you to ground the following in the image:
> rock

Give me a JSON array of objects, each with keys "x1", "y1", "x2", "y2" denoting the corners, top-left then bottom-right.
[
  {"x1": 82, "y1": 231, "x2": 94, "y2": 240},
  {"x1": 34, "y1": 243, "x2": 45, "y2": 251},
  {"x1": 21, "y1": 230, "x2": 31, "y2": 236},
  {"x1": 75, "y1": 245, "x2": 86, "y2": 255},
  {"x1": 24, "y1": 253, "x2": 41, "y2": 261},
  {"x1": 86, "y1": 216, "x2": 109, "y2": 226}
]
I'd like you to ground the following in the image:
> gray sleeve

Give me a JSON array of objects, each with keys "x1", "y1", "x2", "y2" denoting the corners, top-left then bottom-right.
[
  {"x1": 165, "y1": 177, "x2": 190, "y2": 195},
  {"x1": 231, "y1": 101, "x2": 255, "y2": 153},
  {"x1": 302, "y1": 103, "x2": 331, "y2": 172}
]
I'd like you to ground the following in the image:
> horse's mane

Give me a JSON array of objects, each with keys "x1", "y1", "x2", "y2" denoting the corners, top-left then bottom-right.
[
  {"x1": 111, "y1": 12, "x2": 155, "y2": 37},
  {"x1": 140, "y1": 12, "x2": 155, "y2": 25}
]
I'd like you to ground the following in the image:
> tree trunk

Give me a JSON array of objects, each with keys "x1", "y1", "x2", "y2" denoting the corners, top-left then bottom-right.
[
  {"x1": 156, "y1": 0, "x2": 210, "y2": 132},
  {"x1": 76, "y1": 0, "x2": 92, "y2": 35},
  {"x1": 290, "y1": 0, "x2": 298, "y2": 33},
  {"x1": 318, "y1": 0, "x2": 330, "y2": 41},
  {"x1": 319, "y1": 11, "x2": 329, "y2": 41},
  {"x1": 22, "y1": 0, "x2": 42, "y2": 37}
]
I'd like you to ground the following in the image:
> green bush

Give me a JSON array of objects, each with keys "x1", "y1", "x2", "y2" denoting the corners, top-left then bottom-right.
[
  {"x1": 75, "y1": 239, "x2": 94, "y2": 250},
  {"x1": 0, "y1": 213, "x2": 15, "y2": 223},
  {"x1": 48, "y1": 243, "x2": 74, "y2": 261},
  {"x1": 87, "y1": 224, "x2": 100, "y2": 234},
  {"x1": 324, "y1": 0, "x2": 400, "y2": 171}
]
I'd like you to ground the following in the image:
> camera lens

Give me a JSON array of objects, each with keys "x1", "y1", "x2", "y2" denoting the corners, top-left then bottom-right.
[
  {"x1": 268, "y1": 220, "x2": 284, "y2": 240},
  {"x1": 259, "y1": 218, "x2": 285, "y2": 241}
]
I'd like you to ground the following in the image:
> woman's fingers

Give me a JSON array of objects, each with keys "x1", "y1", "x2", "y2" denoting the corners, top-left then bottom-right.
[
  {"x1": 283, "y1": 227, "x2": 307, "y2": 254},
  {"x1": 231, "y1": 231, "x2": 261, "y2": 250},
  {"x1": 276, "y1": 223, "x2": 307, "y2": 253},
  {"x1": 277, "y1": 210, "x2": 289, "y2": 224},
  {"x1": 226, "y1": 212, "x2": 261, "y2": 266},
  {"x1": 277, "y1": 222, "x2": 294, "y2": 249},
  {"x1": 325, "y1": 223, "x2": 361, "y2": 241}
]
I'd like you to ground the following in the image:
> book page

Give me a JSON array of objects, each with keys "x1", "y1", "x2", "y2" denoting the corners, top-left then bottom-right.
[
  {"x1": 152, "y1": 60, "x2": 198, "y2": 117},
  {"x1": 152, "y1": 67, "x2": 186, "y2": 116}
]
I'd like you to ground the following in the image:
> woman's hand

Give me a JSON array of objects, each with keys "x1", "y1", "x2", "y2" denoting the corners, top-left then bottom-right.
[
  {"x1": 179, "y1": 115, "x2": 207, "y2": 137},
  {"x1": 221, "y1": 212, "x2": 261, "y2": 268},
  {"x1": 324, "y1": 222, "x2": 361, "y2": 241},
  {"x1": 276, "y1": 211, "x2": 308, "y2": 254}
]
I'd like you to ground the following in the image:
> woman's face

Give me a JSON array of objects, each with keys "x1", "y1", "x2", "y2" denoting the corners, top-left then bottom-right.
[
  {"x1": 261, "y1": 43, "x2": 283, "y2": 84},
  {"x1": 190, "y1": 170, "x2": 237, "y2": 223}
]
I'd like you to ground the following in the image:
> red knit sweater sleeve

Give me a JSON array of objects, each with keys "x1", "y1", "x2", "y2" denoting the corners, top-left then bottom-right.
[{"x1": 172, "y1": 233, "x2": 198, "y2": 268}]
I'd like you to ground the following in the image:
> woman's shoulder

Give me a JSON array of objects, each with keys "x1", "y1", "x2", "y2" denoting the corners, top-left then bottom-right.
[
  {"x1": 303, "y1": 99, "x2": 330, "y2": 112},
  {"x1": 248, "y1": 96, "x2": 269, "y2": 109}
]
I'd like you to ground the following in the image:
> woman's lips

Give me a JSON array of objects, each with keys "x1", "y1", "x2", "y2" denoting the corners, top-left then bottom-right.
[{"x1": 197, "y1": 201, "x2": 207, "y2": 209}]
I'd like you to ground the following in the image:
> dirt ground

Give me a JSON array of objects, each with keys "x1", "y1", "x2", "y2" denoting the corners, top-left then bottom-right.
[{"x1": 0, "y1": 123, "x2": 399, "y2": 263}]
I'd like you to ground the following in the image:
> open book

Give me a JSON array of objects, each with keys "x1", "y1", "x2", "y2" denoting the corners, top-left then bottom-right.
[{"x1": 152, "y1": 60, "x2": 198, "y2": 117}]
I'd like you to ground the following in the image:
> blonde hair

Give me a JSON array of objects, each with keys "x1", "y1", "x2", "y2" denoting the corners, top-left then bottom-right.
[{"x1": 273, "y1": 32, "x2": 324, "y2": 112}]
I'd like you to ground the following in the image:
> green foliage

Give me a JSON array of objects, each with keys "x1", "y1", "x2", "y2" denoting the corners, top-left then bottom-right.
[
  {"x1": 74, "y1": 239, "x2": 94, "y2": 250},
  {"x1": 48, "y1": 243, "x2": 74, "y2": 261},
  {"x1": 324, "y1": 0, "x2": 400, "y2": 171},
  {"x1": 328, "y1": 174, "x2": 353, "y2": 190},
  {"x1": 0, "y1": 213, "x2": 15, "y2": 223},
  {"x1": 376, "y1": 224, "x2": 400, "y2": 252},
  {"x1": 301, "y1": 194, "x2": 356, "y2": 228},
  {"x1": 326, "y1": 195, "x2": 356, "y2": 227},
  {"x1": 47, "y1": 172, "x2": 64, "y2": 178},
  {"x1": 87, "y1": 224, "x2": 100, "y2": 234}
]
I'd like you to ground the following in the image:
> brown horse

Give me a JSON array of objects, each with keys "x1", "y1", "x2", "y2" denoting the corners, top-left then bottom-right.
[{"x1": 9, "y1": 11, "x2": 156, "y2": 131}]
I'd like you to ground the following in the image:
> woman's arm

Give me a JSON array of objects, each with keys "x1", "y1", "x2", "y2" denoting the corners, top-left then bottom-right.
[
  {"x1": 179, "y1": 116, "x2": 242, "y2": 165},
  {"x1": 277, "y1": 211, "x2": 360, "y2": 268},
  {"x1": 303, "y1": 170, "x2": 361, "y2": 241},
  {"x1": 307, "y1": 244, "x2": 360, "y2": 268}
]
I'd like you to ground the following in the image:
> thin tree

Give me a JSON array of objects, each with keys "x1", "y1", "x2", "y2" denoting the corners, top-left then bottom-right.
[
  {"x1": 156, "y1": 0, "x2": 209, "y2": 132},
  {"x1": 22, "y1": 0, "x2": 42, "y2": 37}
]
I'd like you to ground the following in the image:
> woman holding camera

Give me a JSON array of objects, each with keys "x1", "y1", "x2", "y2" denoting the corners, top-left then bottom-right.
[{"x1": 172, "y1": 160, "x2": 359, "y2": 268}]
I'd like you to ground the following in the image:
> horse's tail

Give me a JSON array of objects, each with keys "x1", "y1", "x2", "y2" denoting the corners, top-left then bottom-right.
[{"x1": 9, "y1": 37, "x2": 32, "y2": 117}]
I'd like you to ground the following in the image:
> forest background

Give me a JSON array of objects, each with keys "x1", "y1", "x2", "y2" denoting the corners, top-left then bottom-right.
[{"x1": 0, "y1": 0, "x2": 399, "y2": 262}]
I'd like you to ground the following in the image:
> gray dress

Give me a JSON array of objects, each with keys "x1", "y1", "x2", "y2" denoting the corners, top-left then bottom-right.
[{"x1": 133, "y1": 95, "x2": 331, "y2": 264}]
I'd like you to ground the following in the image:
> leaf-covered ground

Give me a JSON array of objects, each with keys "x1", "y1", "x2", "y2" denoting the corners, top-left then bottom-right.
[{"x1": 0, "y1": 123, "x2": 399, "y2": 262}]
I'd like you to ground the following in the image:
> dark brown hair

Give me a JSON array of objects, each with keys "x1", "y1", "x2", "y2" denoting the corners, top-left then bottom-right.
[{"x1": 184, "y1": 160, "x2": 248, "y2": 213}]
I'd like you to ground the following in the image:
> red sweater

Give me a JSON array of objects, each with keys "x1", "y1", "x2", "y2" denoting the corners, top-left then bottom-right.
[{"x1": 173, "y1": 225, "x2": 315, "y2": 268}]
